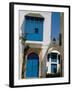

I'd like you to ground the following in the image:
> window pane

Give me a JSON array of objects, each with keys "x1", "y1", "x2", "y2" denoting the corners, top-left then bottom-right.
[
  {"x1": 51, "y1": 59, "x2": 57, "y2": 62},
  {"x1": 51, "y1": 64, "x2": 57, "y2": 73},
  {"x1": 51, "y1": 53, "x2": 57, "y2": 59},
  {"x1": 51, "y1": 53, "x2": 57, "y2": 62}
]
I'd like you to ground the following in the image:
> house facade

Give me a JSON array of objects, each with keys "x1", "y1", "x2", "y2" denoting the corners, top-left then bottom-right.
[{"x1": 19, "y1": 11, "x2": 64, "y2": 79}]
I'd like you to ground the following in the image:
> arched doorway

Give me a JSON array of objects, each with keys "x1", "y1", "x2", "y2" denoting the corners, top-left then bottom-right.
[{"x1": 26, "y1": 52, "x2": 39, "y2": 78}]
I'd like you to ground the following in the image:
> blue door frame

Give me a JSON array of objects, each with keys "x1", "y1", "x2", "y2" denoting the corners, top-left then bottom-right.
[{"x1": 26, "y1": 52, "x2": 39, "y2": 78}]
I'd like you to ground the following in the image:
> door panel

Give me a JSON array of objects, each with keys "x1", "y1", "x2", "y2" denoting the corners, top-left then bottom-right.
[
  {"x1": 26, "y1": 60, "x2": 32, "y2": 77},
  {"x1": 32, "y1": 59, "x2": 39, "y2": 77},
  {"x1": 26, "y1": 53, "x2": 39, "y2": 78}
]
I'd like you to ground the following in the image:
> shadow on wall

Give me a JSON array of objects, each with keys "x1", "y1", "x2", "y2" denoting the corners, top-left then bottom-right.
[{"x1": 41, "y1": 49, "x2": 48, "y2": 78}]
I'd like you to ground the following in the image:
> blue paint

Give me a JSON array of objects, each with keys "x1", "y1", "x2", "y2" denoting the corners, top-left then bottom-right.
[
  {"x1": 51, "y1": 64, "x2": 57, "y2": 73},
  {"x1": 26, "y1": 53, "x2": 39, "y2": 78},
  {"x1": 26, "y1": 60, "x2": 32, "y2": 77},
  {"x1": 24, "y1": 17, "x2": 44, "y2": 41},
  {"x1": 52, "y1": 12, "x2": 60, "y2": 40}
]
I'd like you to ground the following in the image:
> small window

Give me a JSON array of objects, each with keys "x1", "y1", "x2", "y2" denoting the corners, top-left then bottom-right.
[{"x1": 35, "y1": 28, "x2": 39, "y2": 33}]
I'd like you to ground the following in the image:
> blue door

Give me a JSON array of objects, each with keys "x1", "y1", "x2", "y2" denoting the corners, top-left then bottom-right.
[
  {"x1": 26, "y1": 52, "x2": 39, "y2": 78},
  {"x1": 51, "y1": 64, "x2": 57, "y2": 73}
]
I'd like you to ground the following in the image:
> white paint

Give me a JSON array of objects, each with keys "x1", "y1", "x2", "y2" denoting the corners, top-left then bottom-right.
[
  {"x1": 46, "y1": 59, "x2": 51, "y2": 73},
  {"x1": 43, "y1": 12, "x2": 52, "y2": 45},
  {"x1": 50, "y1": 50, "x2": 60, "y2": 54}
]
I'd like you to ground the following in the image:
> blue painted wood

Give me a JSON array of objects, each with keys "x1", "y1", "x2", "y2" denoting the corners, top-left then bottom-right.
[
  {"x1": 24, "y1": 17, "x2": 44, "y2": 41},
  {"x1": 26, "y1": 53, "x2": 39, "y2": 78},
  {"x1": 26, "y1": 60, "x2": 32, "y2": 77}
]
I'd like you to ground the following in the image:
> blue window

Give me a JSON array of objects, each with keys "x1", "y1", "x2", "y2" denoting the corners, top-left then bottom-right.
[
  {"x1": 51, "y1": 64, "x2": 57, "y2": 73},
  {"x1": 24, "y1": 16, "x2": 44, "y2": 41}
]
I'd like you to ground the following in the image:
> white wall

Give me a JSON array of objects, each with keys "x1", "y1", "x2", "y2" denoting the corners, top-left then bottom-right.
[{"x1": 0, "y1": 0, "x2": 72, "y2": 90}]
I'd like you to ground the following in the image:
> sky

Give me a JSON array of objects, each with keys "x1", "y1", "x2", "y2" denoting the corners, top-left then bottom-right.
[{"x1": 51, "y1": 12, "x2": 60, "y2": 40}]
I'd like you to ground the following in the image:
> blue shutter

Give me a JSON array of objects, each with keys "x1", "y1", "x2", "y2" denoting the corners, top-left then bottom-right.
[{"x1": 24, "y1": 17, "x2": 44, "y2": 41}]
